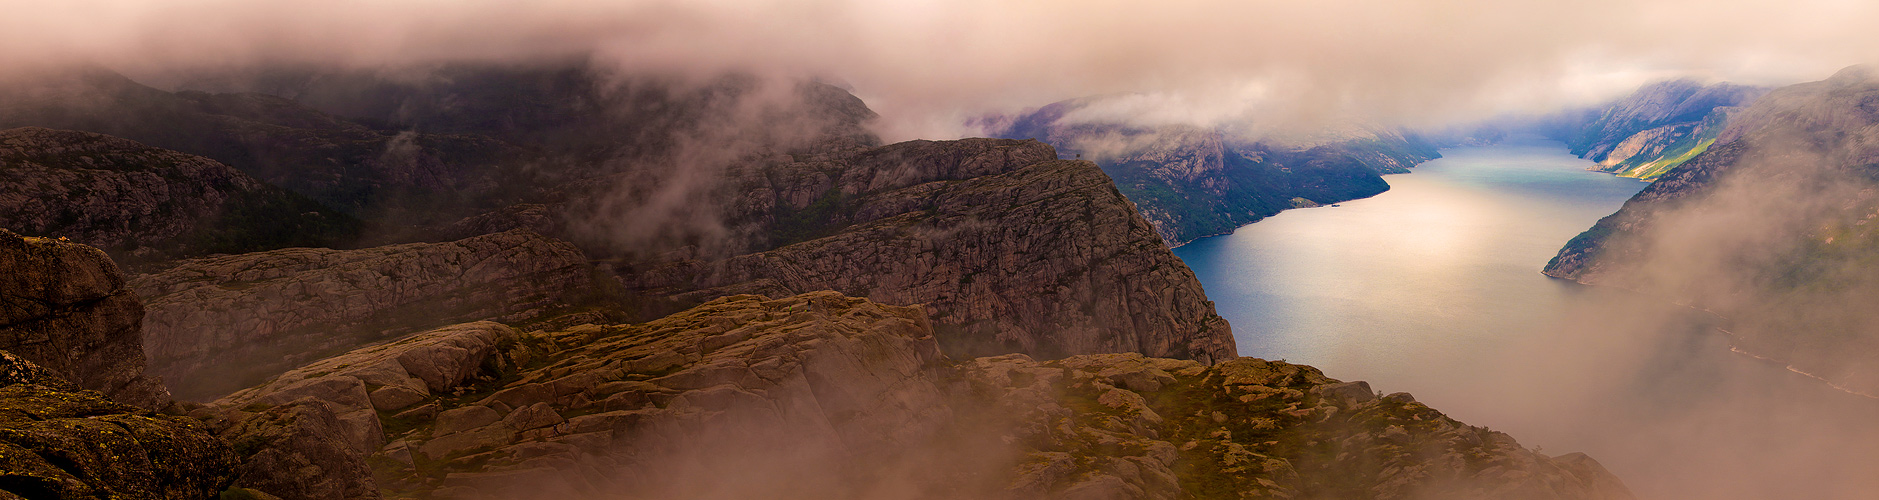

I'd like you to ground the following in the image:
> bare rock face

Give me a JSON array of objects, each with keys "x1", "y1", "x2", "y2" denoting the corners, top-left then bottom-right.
[
  {"x1": 0, "y1": 127, "x2": 358, "y2": 263},
  {"x1": 132, "y1": 229, "x2": 602, "y2": 400},
  {"x1": 0, "y1": 228, "x2": 167, "y2": 407},
  {"x1": 204, "y1": 292, "x2": 952, "y2": 499},
  {"x1": 213, "y1": 292, "x2": 1630, "y2": 500},
  {"x1": 0, "y1": 350, "x2": 236, "y2": 499},
  {"x1": 631, "y1": 138, "x2": 1237, "y2": 364},
  {"x1": 956, "y1": 353, "x2": 1636, "y2": 500}
]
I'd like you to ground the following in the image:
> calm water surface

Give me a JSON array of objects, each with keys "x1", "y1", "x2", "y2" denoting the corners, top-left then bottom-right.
[{"x1": 1174, "y1": 137, "x2": 1879, "y2": 499}]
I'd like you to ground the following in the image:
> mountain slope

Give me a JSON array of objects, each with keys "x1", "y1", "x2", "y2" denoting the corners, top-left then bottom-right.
[
  {"x1": 1545, "y1": 66, "x2": 1879, "y2": 395},
  {"x1": 1558, "y1": 80, "x2": 1766, "y2": 181}
]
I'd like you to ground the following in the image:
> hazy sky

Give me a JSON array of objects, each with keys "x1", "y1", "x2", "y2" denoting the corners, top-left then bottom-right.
[{"x1": 5, "y1": 0, "x2": 1877, "y2": 139}]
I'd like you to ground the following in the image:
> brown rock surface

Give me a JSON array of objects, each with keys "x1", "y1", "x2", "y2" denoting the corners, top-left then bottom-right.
[
  {"x1": 208, "y1": 292, "x2": 951, "y2": 499},
  {"x1": 211, "y1": 291, "x2": 1630, "y2": 500},
  {"x1": 0, "y1": 228, "x2": 167, "y2": 407},
  {"x1": 0, "y1": 350, "x2": 235, "y2": 499},
  {"x1": 956, "y1": 352, "x2": 1636, "y2": 500},
  {"x1": 133, "y1": 230, "x2": 601, "y2": 400},
  {"x1": 206, "y1": 321, "x2": 520, "y2": 500}
]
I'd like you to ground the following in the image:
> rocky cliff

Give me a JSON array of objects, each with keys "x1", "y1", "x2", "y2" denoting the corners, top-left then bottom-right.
[
  {"x1": 625, "y1": 137, "x2": 1237, "y2": 363},
  {"x1": 993, "y1": 96, "x2": 1441, "y2": 244},
  {"x1": 0, "y1": 126, "x2": 359, "y2": 263},
  {"x1": 1557, "y1": 80, "x2": 1766, "y2": 181},
  {"x1": 0, "y1": 228, "x2": 168, "y2": 407},
  {"x1": 200, "y1": 291, "x2": 1628, "y2": 500},
  {"x1": 0, "y1": 350, "x2": 237, "y2": 499},
  {"x1": 133, "y1": 229, "x2": 606, "y2": 400},
  {"x1": 1545, "y1": 66, "x2": 1879, "y2": 395}
]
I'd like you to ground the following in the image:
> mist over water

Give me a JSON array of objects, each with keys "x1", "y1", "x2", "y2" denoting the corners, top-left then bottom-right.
[{"x1": 1175, "y1": 136, "x2": 1879, "y2": 499}]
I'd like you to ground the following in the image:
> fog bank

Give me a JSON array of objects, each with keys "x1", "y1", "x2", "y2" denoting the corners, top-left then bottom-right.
[{"x1": 5, "y1": 0, "x2": 1879, "y2": 139}]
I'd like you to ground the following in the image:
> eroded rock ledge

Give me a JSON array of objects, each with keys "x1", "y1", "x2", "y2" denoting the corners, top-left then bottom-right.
[{"x1": 200, "y1": 291, "x2": 1631, "y2": 500}]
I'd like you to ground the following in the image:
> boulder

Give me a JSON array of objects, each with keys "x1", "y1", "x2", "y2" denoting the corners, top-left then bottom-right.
[{"x1": 0, "y1": 228, "x2": 167, "y2": 407}]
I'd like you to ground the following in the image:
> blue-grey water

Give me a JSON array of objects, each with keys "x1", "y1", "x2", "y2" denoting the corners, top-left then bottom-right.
[{"x1": 1173, "y1": 137, "x2": 1879, "y2": 499}]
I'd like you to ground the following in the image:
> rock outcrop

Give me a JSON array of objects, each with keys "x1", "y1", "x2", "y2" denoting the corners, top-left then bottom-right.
[
  {"x1": 958, "y1": 353, "x2": 1634, "y2": 500},
  {"x1": 0, "y1": 350, "x2": 236, "y2": 498},
  {"x1": 1546, "y1": 66, "x2": 1879, "y2": 395},
  {"x1": 205, "y1": 321, "x2": 519, "y2": 500},
  {"x1": 0, "y1": 127, "x2": 359, "y2": 263},
  {"x1": 202, "y1": 292, "x2": 952, "y2": 499},
  {"x1": 209, "y1": 292, "x2": 1629, "y2": 500},
  {"x1": 0, "y1": 228, "x2": 167, "y2": 407},
  {"x1": 133, "y1": 229, "x2": 605, "y2": 400},
  {"x1": 993, "y1": 96, "x2": 1441, "y2": 244},
  {"x1": 628, "y1": 138, "x2": 1237, "y2": 363}
]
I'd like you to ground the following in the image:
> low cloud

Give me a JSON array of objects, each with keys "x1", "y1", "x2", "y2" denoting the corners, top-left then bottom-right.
[{"x1": 4, "y1": 0, "x2": 1878, "y2": 139}]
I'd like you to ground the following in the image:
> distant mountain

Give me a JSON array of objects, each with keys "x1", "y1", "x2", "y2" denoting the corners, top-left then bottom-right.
[
  {"x1": 1555, "y1": 79, "x2": 1767, "y2": 180},
  {"x1": 1545, "y1": 66, "x2": 1879, "y2": 395},
  {"x1": 991, "y1": 96, "x2": 1440, "y2": 245},
  {"x1": 0, "y1": 65, "x2": 877, "y2": 239},
  {"x1": 0, "y1": 127, "x2": 358, "y2": 264}
]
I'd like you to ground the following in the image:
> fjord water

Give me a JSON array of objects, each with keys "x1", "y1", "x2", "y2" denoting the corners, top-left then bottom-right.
[{"x1": 1174, "y1": 136, "x2": 1879, "y2": 499}]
